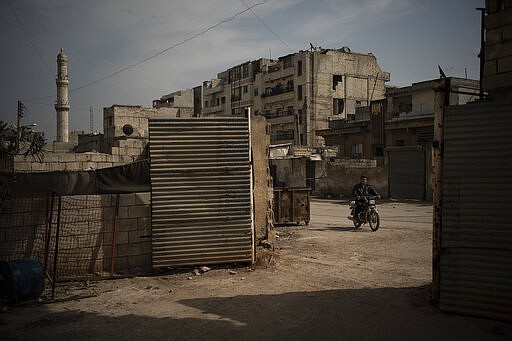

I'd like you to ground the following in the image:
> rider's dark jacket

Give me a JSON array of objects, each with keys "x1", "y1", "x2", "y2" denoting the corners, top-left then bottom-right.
[{"x1": 352, "y1": 183, "x2": 379, "y2": 199}]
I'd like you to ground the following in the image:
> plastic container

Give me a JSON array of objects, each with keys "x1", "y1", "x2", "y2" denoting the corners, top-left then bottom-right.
[{"x1": 0, "y1": 258, "x2": 45, "y2": 303}]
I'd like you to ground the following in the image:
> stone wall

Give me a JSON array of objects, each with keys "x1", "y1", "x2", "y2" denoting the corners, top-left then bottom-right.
[{"x1": 484, "y1": 0, "x2": 512, "y2": 100}]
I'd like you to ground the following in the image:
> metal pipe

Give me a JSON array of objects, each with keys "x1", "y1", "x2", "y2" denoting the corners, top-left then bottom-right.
[
  {"x1": 43, "y1": 192, "x2": 55, "y2": 273},
  {"x1": 110, "y1": 194, "x2": 120, "y2": 275},
  {"x1": 431, "y1": 78, "x2": 448, "y2": 303},
  {"x1": 51, "y1": 196, "x2": 62, "y2": 300}
]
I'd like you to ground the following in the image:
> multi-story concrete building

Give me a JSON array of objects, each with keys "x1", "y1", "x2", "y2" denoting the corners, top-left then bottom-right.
[
  {"x1": 152, "y1": 88, "x2": 200, "y2": 118},
  {"x1": 158, "y1": 47, "x2": 390, "y2": 147},
  {"x1": 317, "y1": 77, "x2": 480, "y2": 160}
]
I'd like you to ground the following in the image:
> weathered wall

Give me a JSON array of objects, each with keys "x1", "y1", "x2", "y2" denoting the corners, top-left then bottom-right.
[
  {"x1": 250, "y1": 115, "x2": 274, "y2": 254},
  {"x1": 315, "y1": 162, "x2": 388, "y2": 199},
  {"x1": 13, "y1": 152, "x2": 130, "y2": 172},
  {"x1": 103, "y1": 105, "x2": 178, "y2": 156},
  {"x1": 270, "y1": 158, "x2": 308, "y2": 188},
  {"x1": 412, "y1": 89, "x2": 435, "y2": 114},
  {"x1": 483, "y1": 0, "x2": 512, "y2": 100}
]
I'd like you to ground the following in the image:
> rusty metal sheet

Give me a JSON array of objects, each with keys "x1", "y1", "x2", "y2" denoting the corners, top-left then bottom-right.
[{"x1": 149, "y1": 118, "x2": 253, "y2": 267}]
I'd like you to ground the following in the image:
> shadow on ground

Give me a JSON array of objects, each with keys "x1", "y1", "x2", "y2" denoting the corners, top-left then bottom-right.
[{"x1": 1, "y1": 285, "x2": 509, "y2": 340}]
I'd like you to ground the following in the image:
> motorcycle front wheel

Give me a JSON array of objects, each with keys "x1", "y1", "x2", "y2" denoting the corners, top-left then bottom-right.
[
  {"x1": 369, "y1": 211, "x2": 380, "y2": 231},
  {"x1": 353, "y1": 220, "x2": 362, "y2": 228}
]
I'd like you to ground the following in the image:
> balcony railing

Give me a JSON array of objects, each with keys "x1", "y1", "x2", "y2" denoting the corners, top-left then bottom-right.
[
  {"x1": 263, "y1": 108, "x2": 295, "y2": 119},
  {"x1": 202, "y1": 104, "x2": 225, "y2": 115},
  {"x1": 261, "y1": 85, "x2": 294, "y2": 98}
]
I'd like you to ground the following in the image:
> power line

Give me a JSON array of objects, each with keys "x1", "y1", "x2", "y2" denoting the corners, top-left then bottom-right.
[
  {"x1": 240, "y1": 0, "x2": 293, "y2": 53},
  {"x1": 6, "y1": 0, "x2": 54, "y2": 76},
  {"x1": 24, "y1": 0, "x2": 269, "y2": 103}
]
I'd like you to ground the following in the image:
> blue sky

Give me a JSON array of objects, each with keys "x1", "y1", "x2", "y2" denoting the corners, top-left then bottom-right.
[{"x1": 0, "y1": 0, "x2": 483, "y2": 140}]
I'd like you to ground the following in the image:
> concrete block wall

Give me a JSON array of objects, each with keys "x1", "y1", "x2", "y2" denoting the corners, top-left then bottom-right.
[
  {"x1": 55, "y1": 193, "x2": 151, "y2": 276},
  {"x1": 484, "y1": 0, "x2": 512, "y2": 100},
  {"x1": 12, "y1": 152, "x2": 129, "y2": 172},
  {"x1": 7, "y1": 153, "x2": 152, "y2": 276},
  {"x1": 0, "y1": 192, "x2": 152, "y2": 278}
]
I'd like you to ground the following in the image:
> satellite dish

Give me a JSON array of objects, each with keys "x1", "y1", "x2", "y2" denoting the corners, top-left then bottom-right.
[{"x1": 341, "y1": 46, "x2": 351, "y2": 53}]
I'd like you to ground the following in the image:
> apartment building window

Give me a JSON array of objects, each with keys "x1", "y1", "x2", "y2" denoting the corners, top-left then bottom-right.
[
  {"x1": 352, "y1": 143, "x2": 363, "y2": 158},
  {"x1": 254, "y1": 88, "x2": 259, "y2": 97},
  {"x1": 297, "y1": 61, "x2": 302, "y2": 76},
  {"x1": 333, "y1": 99, "x2": 344, "y2": 115},
  {"x1": 242, "y1": 64, "x2": 249, "y2": 78},
  {"x1": 216, "y1": 98, "x2": 220, "y2": 106},
  {"x1": 243, "y1": 85, "x2": 248, "y2": 93},
  {"x1": 287, "y1": 80, "x2": 294, "y2": 90},
  {"x1": 231, "y1": 87, "x2": 241, "y2": 102},
  {"x1": 287, "y1": 106, "x2": 294, "y2": 115},
  {"x1": 297, "y1": 85, "x2": 303, "y2": 100},
  {"x1": 298, "y1": 109, "x2": 303, "y2": 124},
  {"x1": 300, "y1": 134, "x2": 305, "y2": 145},
  {"x1": 283, "y1": 56, "x2": 292, "y2": 69},
  {"x1": 277, "y1": 129, "x2": 294, "y2": 140},
  {"x1": 205, "y1": 100, "x2": 209, "y2": 107},
  {"x1": 333, "y1": 75, "x2": 343, "y2": 90},
  {"x1": 221, "y1": 97, "x2": 226, "y2": 104}
]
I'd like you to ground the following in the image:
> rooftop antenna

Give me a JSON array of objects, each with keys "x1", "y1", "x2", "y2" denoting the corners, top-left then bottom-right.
[{"x1": 89, "y1": 106, "x2": 93, "y2": 133}]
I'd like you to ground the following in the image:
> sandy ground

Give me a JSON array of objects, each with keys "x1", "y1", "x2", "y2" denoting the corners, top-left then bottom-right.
[{"x1": 1, "y1": 199, "x2": 510, "y2": 340}]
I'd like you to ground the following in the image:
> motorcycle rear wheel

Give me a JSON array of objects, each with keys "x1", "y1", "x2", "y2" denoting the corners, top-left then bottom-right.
[{"x1": 369, "y1": 211, "x2": 380, "y2": 231}]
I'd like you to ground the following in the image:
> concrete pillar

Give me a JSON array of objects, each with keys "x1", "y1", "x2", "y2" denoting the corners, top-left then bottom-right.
[{"x1": 55, "y1": 48, "x2": 70, "y2": 142}]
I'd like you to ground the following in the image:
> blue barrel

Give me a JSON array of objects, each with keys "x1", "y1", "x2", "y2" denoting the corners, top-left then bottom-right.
[{"x1": 0, "y1": 258, "x2": 45, "y2": 303}]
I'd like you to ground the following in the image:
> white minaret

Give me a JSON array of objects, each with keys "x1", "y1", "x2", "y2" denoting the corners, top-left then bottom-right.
[{"x1": 55, "y1": 48, "x2": 69, "y2": 142}]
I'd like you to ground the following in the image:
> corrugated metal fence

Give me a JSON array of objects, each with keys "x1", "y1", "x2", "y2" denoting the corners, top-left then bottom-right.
[
  {"x1": 149, "y1": 118, "x2": 253, "y2": 267},
  {"x1": 440, "y1": 101, "x2": 512, "y2": 321}
]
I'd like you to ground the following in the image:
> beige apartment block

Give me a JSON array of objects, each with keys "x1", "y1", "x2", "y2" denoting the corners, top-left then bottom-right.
[{"x1": 197, "y1": 47, "x2": 389, "y2": 147}]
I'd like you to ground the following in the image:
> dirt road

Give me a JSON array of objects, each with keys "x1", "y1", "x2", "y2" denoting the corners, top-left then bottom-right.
[{"x1": 1, "y1": 199, "x2": 510, "y2": 340}]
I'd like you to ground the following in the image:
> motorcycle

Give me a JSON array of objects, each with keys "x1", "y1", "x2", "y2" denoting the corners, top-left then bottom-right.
[{"x1": 348, "y1": 196, "x2": 380, "y2": 231}]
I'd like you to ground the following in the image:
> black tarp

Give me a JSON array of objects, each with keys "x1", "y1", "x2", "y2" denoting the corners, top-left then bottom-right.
[{"x1": 0, "y1": 159, "x2": 150, "y2": 196}]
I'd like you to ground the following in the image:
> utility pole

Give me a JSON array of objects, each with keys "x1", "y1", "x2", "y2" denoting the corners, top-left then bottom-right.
[
  {"x1": 16, "y1": 100, "x2": 24, "y2": 151},
  {"x1": 476, "y1": 7, "x2": 485, "y2": 100}
]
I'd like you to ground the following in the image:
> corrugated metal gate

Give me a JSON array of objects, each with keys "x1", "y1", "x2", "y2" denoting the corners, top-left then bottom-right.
[
  {"x1": 440, "y1": 102, "x2": 512, "y2": 321},
  {"x1": 387, "y1": 146, "x2": 426, "y2": 199},
  {"x1": 148, "y1": 118, "x2": 253, "y2": 267}
]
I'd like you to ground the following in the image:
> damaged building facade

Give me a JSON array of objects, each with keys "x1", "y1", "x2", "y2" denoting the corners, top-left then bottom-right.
[
  {"x1": 315, "y1": 77, "x2": 479, "y2": 200},
  {"x1": 160, "y1": 47, "x2": 390, "y2": 148}
]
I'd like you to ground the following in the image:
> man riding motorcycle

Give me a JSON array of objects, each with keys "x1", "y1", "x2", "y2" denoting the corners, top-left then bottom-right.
[{"x1": 349, "y1": 175, "x2": 381, "y2": 220}]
